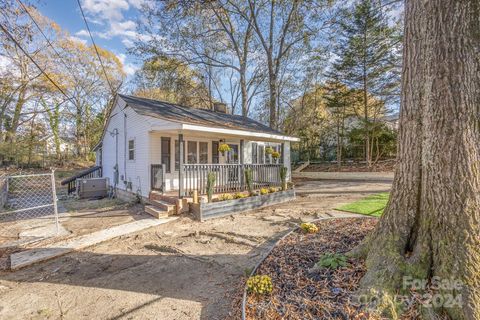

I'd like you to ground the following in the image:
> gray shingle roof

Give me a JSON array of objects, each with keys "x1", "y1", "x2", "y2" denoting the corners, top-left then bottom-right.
[{"x1": 119, "y1": 94, "x2": 284, "y2": 135}]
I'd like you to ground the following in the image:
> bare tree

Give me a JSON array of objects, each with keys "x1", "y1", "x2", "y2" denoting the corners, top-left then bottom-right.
[
  {"x1": 135, "y1": 0, "x2": 260, "y2": 116},
  {"x1": 243, "y1": 0, "x2": 332, "y2": 128}
]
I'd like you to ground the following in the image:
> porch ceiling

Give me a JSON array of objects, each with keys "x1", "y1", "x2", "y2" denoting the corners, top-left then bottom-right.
[{"x1": 150, "y1": 123, "x2": 299, "y2": 142}]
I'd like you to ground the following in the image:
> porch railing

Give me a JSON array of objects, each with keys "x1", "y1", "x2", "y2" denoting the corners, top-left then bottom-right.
[
  {"x1": 61, "y1": 166, "x2": 102, "y2": 194},
  {"x1": 151, "y1": 164, "x2": 166, "y2": 192},
  {"x1": 181, "y1": 164, "x2": 282, "y2": 196}
]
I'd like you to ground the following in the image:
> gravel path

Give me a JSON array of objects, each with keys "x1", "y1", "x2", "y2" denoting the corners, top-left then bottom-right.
[{"x1": 0, "y1": 176, "x2": 392, "y2": 320}]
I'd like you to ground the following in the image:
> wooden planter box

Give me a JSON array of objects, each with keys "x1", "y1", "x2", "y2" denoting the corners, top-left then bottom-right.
[{"x1": 190, "y1": 189, "x2": 296, "y2": 221}]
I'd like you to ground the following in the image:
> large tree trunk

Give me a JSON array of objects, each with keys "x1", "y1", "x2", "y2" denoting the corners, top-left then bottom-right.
[{"x1": 354, "y1": 1, "x2": 480, "y2": 319}]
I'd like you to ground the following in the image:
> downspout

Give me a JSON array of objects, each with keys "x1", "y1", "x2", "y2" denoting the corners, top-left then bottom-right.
[{"x1": 124, "y1": 112, "x2": 127, "y2": 181}]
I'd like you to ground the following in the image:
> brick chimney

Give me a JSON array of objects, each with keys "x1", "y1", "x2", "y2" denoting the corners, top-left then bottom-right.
[{"x1": 213, "y1": 102, "x2": 227, "y2": 113}]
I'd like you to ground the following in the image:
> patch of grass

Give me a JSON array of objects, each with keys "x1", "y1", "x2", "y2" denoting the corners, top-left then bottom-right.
[{"x1": 336, "y1": 193, "x2": 389, "y2": 217}]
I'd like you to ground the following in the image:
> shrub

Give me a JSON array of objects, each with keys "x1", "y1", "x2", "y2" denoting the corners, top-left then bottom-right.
[
  {"x1": 247, "y1": 275, "x2": 273, "y2": 295},
  {"x1": 244, "y1": 168, "x2": 253, "y2": 195},
  {"x1": 280, "y1": 167, "x2": 288, "y2": 191},
  {"x1": 234, "y1": 192, "x2": 247, "y2": 199},
  {"x1": 300, "y1": 222, "x2": 318, "y2": 233},
  {"x1": 315, "y1": 253, "x2": 348, "y2": 270},
  {"x1": 206, "y1": 172, "x2": 216, "y2": 203},
  {"x1": 218, "y1": 193, "x2": 234, "y2": 201},
  {"x1": 269, "y1": 187, "x2": 278, "y2": 193},
  {"x1": 260, "y1": 188, "x2": 269, "y2": 195}
]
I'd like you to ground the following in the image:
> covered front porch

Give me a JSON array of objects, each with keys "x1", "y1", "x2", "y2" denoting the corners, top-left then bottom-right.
[{"x1": 148, "y1": 125, "x2": 295, "y2": 198}]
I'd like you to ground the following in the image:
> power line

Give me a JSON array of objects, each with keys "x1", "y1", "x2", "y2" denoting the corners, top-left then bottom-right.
[
  {"x1": 76, "y1": 0, "x2": 117, "y2": 96},
  {"x1": 15, "y1": 0, "x2": 77, "y2": 81},
  {"x1": 0, "y1": 21, "x2": 73, "y2": 102}
]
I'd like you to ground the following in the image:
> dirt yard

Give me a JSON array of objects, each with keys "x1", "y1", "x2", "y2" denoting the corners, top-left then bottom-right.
[
  {"x1": 0, "y1": 176, "x2": 392, "y2": 320},
  {"x1": 1, "y1": 198, "x2": 145, "y2": 249}
]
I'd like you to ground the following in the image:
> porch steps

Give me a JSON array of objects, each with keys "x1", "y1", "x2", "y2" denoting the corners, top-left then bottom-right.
[
  {"x1": 145, "y1": 205, "x2": 170, "y2": 219},
  {"x1": 149, "y1": 191, "x2": 190, "y2": 215},
  {"x1": 150, "y1": 200, "x2": 176, "y2": 214},
  {"x1": 150, "y1": 192, "x2": 178, "y2": 204}
]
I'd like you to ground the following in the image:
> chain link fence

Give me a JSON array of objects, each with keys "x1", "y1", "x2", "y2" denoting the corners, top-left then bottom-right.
[{"x1": 0, "y1": 171, "x2": 59, "y2": 248}]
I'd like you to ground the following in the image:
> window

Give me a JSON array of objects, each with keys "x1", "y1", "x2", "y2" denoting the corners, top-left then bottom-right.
[
  {"x1": 266, "y1": 145, "x2": 272, "y2": 164},
  {"x1": 258, "y1": 145, "x2": 265, "y2": 164},
  {"x1": 128, "y1": 139, "x2": 135, "y2": 160},
  {"x1": 252, "y1": 143, "x2": 257, "y2": 164},
  {"x1": 226, "y1": 144, "x2": 239, "y2": 164},
  {"x1": 212, "y1": 141, "x2": 219, "y2": 164},
  {"x1": 199, "y1": 142, "x2": 208, "y2": 164},
  {"x1": 187, "y1": 141, "x2": 197, "y2": 163},
  {"x1": 161, "y1": 137, "x2": 171, "y2": 173}
]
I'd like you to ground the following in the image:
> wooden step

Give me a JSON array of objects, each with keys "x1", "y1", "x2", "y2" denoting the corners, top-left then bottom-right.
[
  {"x1": 145, "y1": 205, "x2": 169, "y2": 219},
  {"x1": 149, "y1": 191, "x2": 177, "y2": 204},
  {"x1": 150, "y1": 200, "x2": 176, "y2": 214}
]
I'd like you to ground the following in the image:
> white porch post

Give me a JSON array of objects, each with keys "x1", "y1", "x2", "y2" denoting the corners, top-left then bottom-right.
[
  {"x1": 240, "y1": 139, "x2": 244, "y2": 189},
  {"x1": 178, "y1": 133, "x2": 184, "y2": 198}
]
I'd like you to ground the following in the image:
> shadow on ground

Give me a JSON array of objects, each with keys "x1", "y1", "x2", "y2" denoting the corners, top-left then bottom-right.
[{"x1": 0, "y1": 232, "x2": 280, "y2": 320}]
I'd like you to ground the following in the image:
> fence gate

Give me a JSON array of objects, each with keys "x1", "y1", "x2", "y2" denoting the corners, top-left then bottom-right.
[{"x1": 0, "y1": 170, "x2": 59, "y2": 247}]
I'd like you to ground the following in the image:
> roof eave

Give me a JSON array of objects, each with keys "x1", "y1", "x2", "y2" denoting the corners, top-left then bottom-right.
[{"x1": 181, "y1": 123, "x2": 300, "y2": 142}]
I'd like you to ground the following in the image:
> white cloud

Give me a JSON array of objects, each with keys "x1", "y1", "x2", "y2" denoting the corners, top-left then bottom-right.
[
  {"x1": 109, "y1": 20, "x2": 136, "y2": 37},
  {"x1": 128, "y1": 0, "x2": 146, "y2": 9},
  {"x1": 82, "y1": 0, "x2": 130, "y2": 22},
  {"x1": 116, "y1": 53, "x2": 139, "y2": 76},
  {"x1": 68, "y1": 36, "x2": 88, "y2": 45},
  {"x1": 75, "y1": 29, "x2": 90, "y2": 37},
  {"x1": 123, "y1": 63, "x2": 138, "y2": 76},
  {"x1": 121, "y1": 38, "x2": 134, "y2": 47},
  {"x1": 79, "y1": 0, "x2": 145, "y2": 47},
  {"x1": 0, "y1": 55, "x2": 12, "y2": 73}
]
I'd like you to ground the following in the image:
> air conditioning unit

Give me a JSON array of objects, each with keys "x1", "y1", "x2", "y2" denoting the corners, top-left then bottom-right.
[{"x1": 77, "y1": 177, "x2": 108, "y2": 199}]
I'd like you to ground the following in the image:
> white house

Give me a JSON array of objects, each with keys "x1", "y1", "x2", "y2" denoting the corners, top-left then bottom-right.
[{"x1": 92, "y1": 94, "x2": 299, "y2": 203}]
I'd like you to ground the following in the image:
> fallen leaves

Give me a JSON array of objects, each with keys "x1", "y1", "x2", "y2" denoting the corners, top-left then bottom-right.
[{"x1": 245, "y1": 218, "x2": 377, "y2": 320}]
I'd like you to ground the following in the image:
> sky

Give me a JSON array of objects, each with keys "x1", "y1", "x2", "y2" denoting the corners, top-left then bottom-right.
[{"x1": 37, "y1": 0, "x2": 145, "y2": 77}]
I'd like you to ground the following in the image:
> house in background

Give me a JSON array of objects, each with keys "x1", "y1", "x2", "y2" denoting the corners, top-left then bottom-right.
[
  {"x1": 382, "y1": 112, "x2": 400, "y2": 131},
  {"x1": 89, "y1": 94, "x2": 298, "y2": 216}
]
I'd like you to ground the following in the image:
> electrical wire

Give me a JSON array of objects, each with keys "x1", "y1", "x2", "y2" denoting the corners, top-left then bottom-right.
[
  {"x1": 76, "y1": 0, "x2": 117, "y2": 96},
  {"x1": 0, "y1": 21, "x2": 73, "y2": 102},
  {"x1": 16, "y1": 0, "x2": 77, "y2": 80}
]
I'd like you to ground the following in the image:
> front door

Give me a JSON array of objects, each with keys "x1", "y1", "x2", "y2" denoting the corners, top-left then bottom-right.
[
  {"x1": 225, "y1": 144, "x2": 239, "y2": 187},
  {"x1": 226, "y1": 144, "x2": 239, "y2": 164},
  {"x1": 151, "y1": 164, "x2": 165, "y2": 192}
]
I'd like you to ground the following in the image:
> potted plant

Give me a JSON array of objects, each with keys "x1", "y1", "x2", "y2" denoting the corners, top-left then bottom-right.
[
  {"x1": 218, "y1": 143, "x2": 232, "y2": 156},
  {"x1": 271, "y1": 151, "x2": 280, "y2": 161},
  {"x1": 265, "y1": 147, "x2": 274, "y2": 155}
]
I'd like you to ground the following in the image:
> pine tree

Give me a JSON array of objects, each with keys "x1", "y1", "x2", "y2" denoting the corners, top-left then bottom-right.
[{"x1": 333, "y1": 0, "x2": 401, "y2": 166}]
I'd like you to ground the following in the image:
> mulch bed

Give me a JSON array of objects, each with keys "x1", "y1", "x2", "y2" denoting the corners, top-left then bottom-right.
[{"x1": 245, "y1": 218, "x2": 377, "y2": 319}]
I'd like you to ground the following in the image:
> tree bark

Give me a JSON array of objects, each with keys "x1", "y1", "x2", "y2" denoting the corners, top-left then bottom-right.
[
  {"x1": 354, "y1": 1, "x2": 480, "y2": 318},
  {"x1": 239, "y1": 64, "x2": 248, "y2": 117}
]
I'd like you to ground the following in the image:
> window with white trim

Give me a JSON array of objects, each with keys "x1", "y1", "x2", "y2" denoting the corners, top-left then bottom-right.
[{"x1": 128, "y1": 139, "x2": 135, "y2": 160}]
